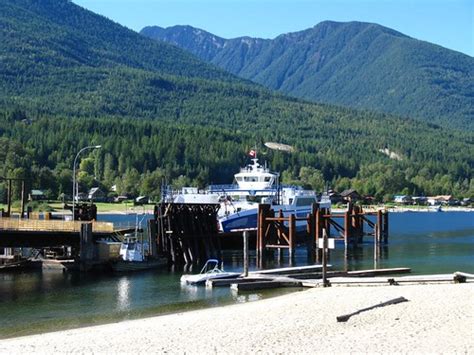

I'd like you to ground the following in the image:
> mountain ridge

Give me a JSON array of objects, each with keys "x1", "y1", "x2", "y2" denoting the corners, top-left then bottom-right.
[{"x1": 141, "y1": 21, "x2": 474, "y2": 130}]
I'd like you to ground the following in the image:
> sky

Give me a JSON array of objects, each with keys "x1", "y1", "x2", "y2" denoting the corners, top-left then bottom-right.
[{"x1": 73, "y1": 0, "x2": 473, "y2": 56}]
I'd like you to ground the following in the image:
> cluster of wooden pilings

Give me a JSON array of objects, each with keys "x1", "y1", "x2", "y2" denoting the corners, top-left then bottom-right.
[
  {"x1": 153, "y1": 203, "x2": 222, "y2": 265},
  {"x1": 256, "y1": 203, "x2": 389, "y2": 262}
]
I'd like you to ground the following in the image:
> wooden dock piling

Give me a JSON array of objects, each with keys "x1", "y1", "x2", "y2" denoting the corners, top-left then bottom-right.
[
  {"x1": 79, "y1": 223, "x2": 93, "y2": 271},
  {"x1": 256, "y1": 203, "x2": 389, "y2": 263},
  {"x1": 256, "y1": 204, "x2": 298, "y2": 264},
  {"x1": 154, "y1": 203, "x2": 221, "y2": 265}
]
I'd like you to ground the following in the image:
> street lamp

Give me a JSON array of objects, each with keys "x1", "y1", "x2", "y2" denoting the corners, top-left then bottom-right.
[{"x1": 72, "y1": 145, "x2": 101, "y2": 221}]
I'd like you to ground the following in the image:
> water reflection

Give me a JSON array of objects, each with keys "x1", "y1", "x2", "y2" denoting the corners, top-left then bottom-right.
[
  {"x1": 117, "y1": 277, "x2": 130, "y2": 311},
  {"x1": 232, "y1": 292, "x2": 262, "y2": 303}
]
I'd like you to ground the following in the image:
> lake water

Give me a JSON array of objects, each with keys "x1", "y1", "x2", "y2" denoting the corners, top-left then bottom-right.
[{"x1": 0, "y1": 211, "x2": 472, "y2": 338}]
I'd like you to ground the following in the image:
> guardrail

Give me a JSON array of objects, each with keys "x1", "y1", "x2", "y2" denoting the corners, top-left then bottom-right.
[{"x1": 0, "y1": 218, "x2": 114, "y2": 233}]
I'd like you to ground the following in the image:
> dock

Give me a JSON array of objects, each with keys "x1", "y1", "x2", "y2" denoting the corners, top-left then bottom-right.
[
  {"x1": 256, "y1": 202, "x2": 389, "y2": 264},
  {"x1": 0, "y1": 208, "x2": 137, "y2": 271},
  {"x1": 205, "y1": 267, "x2": 473, "y2": 292}
]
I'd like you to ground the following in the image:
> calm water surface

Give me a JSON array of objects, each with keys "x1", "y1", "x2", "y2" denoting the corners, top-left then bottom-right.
[{"x1": 0, "y1": 211, "x2": 472, "y2": 338}]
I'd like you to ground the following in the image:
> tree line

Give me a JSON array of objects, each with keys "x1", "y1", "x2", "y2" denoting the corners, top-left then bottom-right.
[{"x1": 0, "y1": 111, "x2": 472, "y2": 203}]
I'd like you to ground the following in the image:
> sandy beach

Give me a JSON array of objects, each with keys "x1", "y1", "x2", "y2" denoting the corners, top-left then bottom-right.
[{"x1": 1, "y1": 282, "x2": 472, "y2": 354}]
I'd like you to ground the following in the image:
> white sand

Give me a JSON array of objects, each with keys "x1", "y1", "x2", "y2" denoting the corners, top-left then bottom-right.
[{"x1": 1, "y1": 282, "x2": 473, "y2": 354}]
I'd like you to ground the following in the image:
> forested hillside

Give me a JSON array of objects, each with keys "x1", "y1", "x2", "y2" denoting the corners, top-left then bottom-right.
[
  {"x1": 0, "y1": 0, "x2": 472, "y2": 203},
  {"x1": 142, "y1": 22, "x2": 474, "y2": 130}
]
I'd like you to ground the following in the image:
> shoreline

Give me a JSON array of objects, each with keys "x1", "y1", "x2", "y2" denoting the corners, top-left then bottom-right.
[
  {"x1": 90, "y1": 206, "x2": 474, "y2": 215},
  {"x1": 1, "y1": 282, "x2": 473, "y2": 353}
]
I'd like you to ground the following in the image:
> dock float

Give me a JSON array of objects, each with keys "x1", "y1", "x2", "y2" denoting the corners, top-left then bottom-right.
[{"x1": 301, "y1": 272, "x2": 472, "y2": 287}]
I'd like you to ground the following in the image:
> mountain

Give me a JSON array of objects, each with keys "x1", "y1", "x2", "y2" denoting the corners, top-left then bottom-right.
[
  {"x1": 0, "y1": 0, "x2": 472, "y2": 200},
  {"x1": 0, "y1": 0, "x2": 254, "y2": 118},
  {"x1": 141, "y1": 22, "x2": 474, "y2": 130}
]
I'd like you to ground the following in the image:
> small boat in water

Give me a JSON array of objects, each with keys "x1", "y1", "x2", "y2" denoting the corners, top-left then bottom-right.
[
  {"x1": 110, "y1": 234, "x2": 168, "y2": 272},
  {"x1": 180, "y1": 259, "x2": 241, "y2": 285}
]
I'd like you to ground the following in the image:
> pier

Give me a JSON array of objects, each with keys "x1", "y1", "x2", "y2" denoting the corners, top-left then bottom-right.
[
  {"x1": 257, "y1": 203, "x2": 389, "y2": 263},
  {"x1": 0, "y1": 209, "x2": 136, "y2": 270},
  {"x1": 0, "y1": 216, "x2": 130, "y2": 247},
  {"x1": 154, "y1": 202, "x2": 222, "y2": 265}
]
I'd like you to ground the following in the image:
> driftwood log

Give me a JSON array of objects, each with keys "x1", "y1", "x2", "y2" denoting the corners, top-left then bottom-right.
[{"x1": 336, "y1": 296, "x2": 409, "y2": 322}]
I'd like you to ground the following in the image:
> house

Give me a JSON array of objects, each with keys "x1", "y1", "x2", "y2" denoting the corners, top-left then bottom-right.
[
  {"x1": 87, "y1": 187, "x2": 107, "y2": 202},
  {"x1": 327, "y1": 190, "x2": 343, "y2": 204},
  {"x1": 363, "y1": 196, "x2": 376, "y2": 205},
  {"x1": 28, "y1": 190, "x2": 46, "y2": 201},
  {"x1": 412, "y1": 196, "x2": 428, "y2": 205},
  {"x1": 427, "y1": 195, "x2": 455, "y2": 206},
  {"x1": 394, "y1": 195, "x2": 413, "y2": 205},
  {"x1": 340, "y1": 189, "x2": 361, "y2": 202}
]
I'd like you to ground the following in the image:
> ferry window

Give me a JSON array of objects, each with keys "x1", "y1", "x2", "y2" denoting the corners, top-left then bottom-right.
[
  {"x1": 244, "y1": 177, "x2": 257, "y2": 182},
  {"x1": 264, "y1": 177, "x2": 272, "y2": 182},
  {"x1": 236, "y1": 177, "x2": 243, "y2": 182},
  {"x1": 296, "y1": 197, "x2": 317, "y2": 206}
]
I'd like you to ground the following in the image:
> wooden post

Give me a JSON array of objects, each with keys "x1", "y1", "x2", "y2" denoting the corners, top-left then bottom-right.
[
  {"x1": 322, "y1": 228, "x2": 329, "y2": 287},
  {"x1": 80, "y1": 222, "x2": 94, "y2": 272},
  {"x1": 315, "y1": 207, "x2": 322, "y2": 262},
  {"x1": 383, "y1": 210, "x2": 389, "y2": 244},
  {"x1": 147, "y1": 219, "x2": 158, "y2": 258},
  {"x1": 344, "y1": 210, "x2": 351, "y2": 246},
  {"x1": 306, "y1": 209, "x2": 315, "y2": 262},
  {"x1": 374, "y1": 223, "x2": 378, "y2": 269},
  {"x1": 358, "y1": 206, "x2": 364, "y2": 243},
  {"x1": 376, "y1": 209, "x2": 383, "y2": 243},
  {"x1": 257, "y1": 205, "x2": 264, "y2": 258},
  {"x1": 243, "y1": 231, "x2": 249, "y2": 277},
  {"x1": 277, "y1": 209, "x2": 284, "y2": 259},
  {"x1": 257, "y1": 204, "x2": 270, "y2": 261},
  {"x1": 352, "y1": 205, "x2": 362, "y2": 244},
  {"x1": 289, "y1": 213, "x2": 295, "y2": 260}
]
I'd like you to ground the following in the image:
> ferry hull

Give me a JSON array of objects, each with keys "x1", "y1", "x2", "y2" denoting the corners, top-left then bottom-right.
[{"x1": 219, "y1": 205, "x2": 320, "y2": 233}]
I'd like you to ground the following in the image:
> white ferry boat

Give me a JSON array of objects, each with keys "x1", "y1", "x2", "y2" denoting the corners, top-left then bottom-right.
[
  {"x1": 169, "y1": 153, "x2": 280, "y2": 216},
  {"x1": 167, "y1": 151, "x2": 331, "y2": 231}
]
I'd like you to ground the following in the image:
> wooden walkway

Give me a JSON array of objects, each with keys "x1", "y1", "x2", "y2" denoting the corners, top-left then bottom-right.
[{"x1": 0, "y1": 217, "x2": 114, "y2": 233}]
